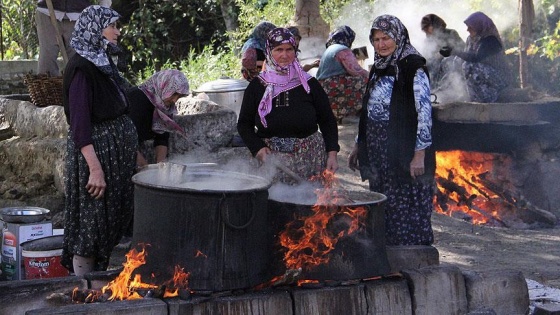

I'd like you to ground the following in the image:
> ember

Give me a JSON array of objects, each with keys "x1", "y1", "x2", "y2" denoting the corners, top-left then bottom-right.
[
  {"x1": 72, "y1": 244, "x2": 190, "y2": 303},
  {"x1": 279, "y1": 170, "x2": 368, "y2": 274}
]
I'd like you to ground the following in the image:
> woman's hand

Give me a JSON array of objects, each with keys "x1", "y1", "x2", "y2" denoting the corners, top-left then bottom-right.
[
  {"x1": 255, "y1": 147, "x2": 271, "y2": 164},
  {"x1": 326, "y1": 151, "x2": 339, "y2": 173},
  {"x1": 410, "y1": 149, "x2": 426, "y2": 179},
  {"x1": 80, "y1": 145, "x2": 106, "y2": 199},
  {"x1": 348, "y1": 143, "x2": 359, "y2": 171}
]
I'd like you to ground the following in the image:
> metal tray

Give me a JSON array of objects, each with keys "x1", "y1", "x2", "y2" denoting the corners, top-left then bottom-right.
[{"x1": 1, "y1": 207, "x2": 50, "y2": 223}]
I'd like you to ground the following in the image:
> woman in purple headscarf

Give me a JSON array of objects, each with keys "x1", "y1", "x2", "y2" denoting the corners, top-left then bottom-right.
[
  {"x1": 237, "y1": 27, "x2": 340, "y2": 184},
  {"x1": 62, "y1": 5, "x2": 137, "y2": 275},
  {"x1": 439, "y1": 11, "x2": 512, "y2": 102},
  {"x1": 316, "y1": 25, "x2": 369, "y2": 123}
]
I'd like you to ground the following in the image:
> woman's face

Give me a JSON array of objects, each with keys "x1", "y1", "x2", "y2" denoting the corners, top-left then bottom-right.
[
  {"x1": 102, "y1": 22, "x2": 120, "y2": 45},
  {"x1": 466, "y1": 25, "x2": 477, "y2": 38},
  {"x1": 422, "y1": 25, "x2": 434, "y2": 36},
  {"x1": 371, "y1": 29, "x2": 397, "y2": 57},
  {"x1": 271, "y1": 43, "x2": 296, "y2": 67},
  {"x1": 163, "y1": 93, "x2": 183, "y2": 107}
]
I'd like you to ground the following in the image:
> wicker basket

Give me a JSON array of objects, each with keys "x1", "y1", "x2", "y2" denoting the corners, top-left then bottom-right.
[{"x1": 24, "y1": 74, "x2": 64, "y2": 107}]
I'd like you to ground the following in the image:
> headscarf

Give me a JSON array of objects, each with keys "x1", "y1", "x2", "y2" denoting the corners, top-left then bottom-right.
[
  {"x1": 326, "y1": 25, "x2": 356, "y2": 49},
  {"x1": 241, "y1": 21, "x2": 276, "y2": 53},
  {"x1": 70, "y1": 5, "x2": 127, "y2": 87},
  {"x1": 257, "y1": 27, "x2": 312, "y2": 128},
  {"x1": 138, "y1": 69, "x2": 189, "y2": 136},
  {"x1": 370, "y1": 15, "x2": 421, "y2": 78},
  {"x1": 421, "y1": 14, "x2": 447, "y2": 31},
  {"x1": 464, "y1": 11, "x2": 502, "y2": 52}
]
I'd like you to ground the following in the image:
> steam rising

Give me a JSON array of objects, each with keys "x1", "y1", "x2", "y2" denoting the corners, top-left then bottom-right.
[{"x1": 298, "y1": 0, "x2": 521, "y2": 102}]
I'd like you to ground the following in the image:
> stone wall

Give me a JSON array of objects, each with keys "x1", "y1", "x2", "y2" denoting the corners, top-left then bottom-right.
[{"x1": 0, "y1": 60, "x2": 42, "y2": 95}]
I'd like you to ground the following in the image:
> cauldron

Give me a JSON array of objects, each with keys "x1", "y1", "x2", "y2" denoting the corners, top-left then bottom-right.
[
  {"x1": 268, "y1": 188, "x2": 390, "y2": 281},
  {"x1": 131, "y1": 163, "x2": 272, "y2": 292}
]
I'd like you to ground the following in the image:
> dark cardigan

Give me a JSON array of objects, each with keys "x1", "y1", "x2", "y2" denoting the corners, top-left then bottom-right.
[
  {"x1": 358, "y1": 54, "x2": 436, "y2": 183},
  {"x1": 63, "y1": 54, "x2": 129, "y2": 125}
]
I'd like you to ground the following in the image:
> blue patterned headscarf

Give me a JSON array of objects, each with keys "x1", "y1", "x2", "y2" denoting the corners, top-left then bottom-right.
[
  {"x1": 326, "y1": 25, "x2": 356, "y2": 49},
  {"x1": 370, "y1": 15, "x2": 421, "y2": 71},
  {"x1": 70, "y1": 5, "x2": 125, "y2": 82}
]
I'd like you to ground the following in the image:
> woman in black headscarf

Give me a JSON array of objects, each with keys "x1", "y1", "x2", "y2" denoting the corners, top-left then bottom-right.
[
  {"x1": 61, "y1": 5, "x2": 137, "y2": 275},
  {"x1": 348, "y1": 15, "x2": 436, "y2": 246}
]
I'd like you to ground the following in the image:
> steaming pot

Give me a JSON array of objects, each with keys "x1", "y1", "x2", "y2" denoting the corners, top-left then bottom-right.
[{"x1": 193, "y1": 77, "x2": 249, "y2": 118}]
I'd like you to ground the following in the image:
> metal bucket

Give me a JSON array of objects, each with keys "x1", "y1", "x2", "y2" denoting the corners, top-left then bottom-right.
[
  {"x1": 193, "y1": 77, "x2": 248, "y2": 118},
  {"x1": 131, "y1": 163, "x2": 272, "y2": 292}
]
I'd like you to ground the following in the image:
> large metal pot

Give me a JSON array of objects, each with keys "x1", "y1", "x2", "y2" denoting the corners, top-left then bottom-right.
[
  {"x1": 193, "y1": 77, "x2": 248, "y2": 118},
  {"x1": 268, "y1": 188, "x2": 390, "y2": 281},
  {"x1": 131, "y1": 163, "x2": 273, "y2": 292}
]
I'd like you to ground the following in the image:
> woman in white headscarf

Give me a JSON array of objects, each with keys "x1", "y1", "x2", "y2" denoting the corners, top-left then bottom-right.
[{"x1": 61, "y1": 5, "x2": 137, "y2": 275}]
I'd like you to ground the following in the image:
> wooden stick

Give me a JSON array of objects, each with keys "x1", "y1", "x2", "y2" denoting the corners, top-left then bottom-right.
[{"x1": 45, "y1": 0, "x2": 68, "y2": 70}]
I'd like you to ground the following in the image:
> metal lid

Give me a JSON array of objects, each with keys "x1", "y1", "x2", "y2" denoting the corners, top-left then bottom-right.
[
  {"x1": 132, "y1": 162, "x2": 271, "y2": 193},
  {"x1": 194, "y1": 77, "x2": 249, "y2": 93}
]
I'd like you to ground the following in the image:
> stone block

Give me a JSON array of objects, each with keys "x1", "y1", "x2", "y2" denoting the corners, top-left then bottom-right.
[
  {"x1": 401, "y1": 265, "x2": 468, "y2": 315},
  {"x1": 463, "y1": 269, "x2": 529, "y2": 315},
  {"x1": 291, "y1": 285, "x2": 367, "y2": 315},
  {"x1": 167, "y1": 290, "x2": 293, "y2": 315},
  {"x1": 26, "y1": 298, "x2": 168, "y2": 315},
  {"x1": 365, "y1": 278, "x2": 412, "y2": 315},
  {"x1": 386, "y1": 245, "x2": 439, "y2": 273}
]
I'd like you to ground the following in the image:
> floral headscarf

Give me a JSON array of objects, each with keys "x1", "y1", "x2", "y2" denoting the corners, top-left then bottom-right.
[
  {"x1": 370, "y1": 15, "x2": 421, "y2": 77},
  {"x1": 138, "y1": 69, "x2": 189, "y2": 136},
  {"x1": 241, "y1": 21, "x2": 276, "y2": 53},
  {"x1": 464, "y1": 11, "x2": 502, "y2": 52},
  {"x1": 326, "y1": 25, "x2": 356, "y2": 49},
  {"x1": 257, "y1": 27, "x2": 311, "y2": 128},
  {"x1": 70, "y1": 5, "x2": 126, "y2": 86}
]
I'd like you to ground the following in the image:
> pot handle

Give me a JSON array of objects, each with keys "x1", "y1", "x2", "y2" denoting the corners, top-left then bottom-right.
[{"x1": 219, "y1": 193, "x2": 256, "y2": 230}]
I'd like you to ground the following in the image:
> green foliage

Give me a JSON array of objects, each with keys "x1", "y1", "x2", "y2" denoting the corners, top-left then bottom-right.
[
  {"x1": 119, "y1": 0, "x2": 227, "y2": 74},
  {"x1": 0, "y1": 0, "x2": 38, "y2": 59}
]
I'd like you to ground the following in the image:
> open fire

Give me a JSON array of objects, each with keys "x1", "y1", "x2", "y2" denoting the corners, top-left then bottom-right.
[
  {"x1": 434, "y1": 150, "x2": 556, "y2": 227},
  {"x1": 279, "y1": 170, "x2": 367, "y2": 272},
  {"x1": 72, "y1": 244, "x2": 190, "y2": 303}
]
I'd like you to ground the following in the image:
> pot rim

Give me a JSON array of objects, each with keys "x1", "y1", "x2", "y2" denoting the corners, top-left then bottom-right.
[
  {"x1": 1, "y1": 206, "x2": 50, "y2": 223},
  {"x1": 132, "y1": 163, "x2": 272, "y2": 193}
]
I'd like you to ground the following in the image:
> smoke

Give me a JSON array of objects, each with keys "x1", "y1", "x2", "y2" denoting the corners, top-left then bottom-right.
[{"x1": 299, "y1": 0, "x2": 521, "y2": 101}]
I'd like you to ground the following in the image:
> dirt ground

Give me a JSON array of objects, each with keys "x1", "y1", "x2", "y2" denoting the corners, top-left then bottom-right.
[{"x1": 110, "y1": 115, "x2": 560, "y2": 291}]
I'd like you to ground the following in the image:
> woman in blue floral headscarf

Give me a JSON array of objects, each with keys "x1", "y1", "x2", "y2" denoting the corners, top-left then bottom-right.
[
  {"x1": 316, "y1": 25, "x2": 369, "y2": 123},
  {"x1": 61, "y1": 5, "x2": 137, "y2": 275},
  {"x1": 348, "y1": 15, "x2": 436, "y2": 246}
]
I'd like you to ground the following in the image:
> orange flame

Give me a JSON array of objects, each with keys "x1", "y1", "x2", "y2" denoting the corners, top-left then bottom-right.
[
  {"x1": 91, "y1": 244, "x2": 190, "y2": 301},
  {"x1": 279, "y1": 170, "x2": 367, "y2": 271},
  {"x1": 435, "y1": 150, "x2": 511, "y2": 224}
]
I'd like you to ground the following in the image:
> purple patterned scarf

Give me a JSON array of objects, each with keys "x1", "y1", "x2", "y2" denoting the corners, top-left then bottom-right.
[{"x1": 257, "y1": 27, "x2": 311, "y2": 128}]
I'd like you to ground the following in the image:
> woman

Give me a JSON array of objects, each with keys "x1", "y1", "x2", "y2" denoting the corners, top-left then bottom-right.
[
  {"x1": 316, "y1": 25, "x2": 369, "y2": 123},
  {"x1": 61, "y1": 5, "x2": 137, "y2": 275},
  {"x1": 240, "y1": 21, "x2": 276, "y2": 81},
  {"x1": 237, "y1": 27, "x2": 339, "y2": 184},
  {"x1": 420, "y1": 14, "x2": 465, "y2": 91},
  {"x1": 348, "y1": 15, "x2": 436, "y2": 246},
  {"x1": 127, "y1": 69, "x2": 189, "y2": 167},
  {"x1": 440, "y1": 11, "x2": 511, "y2": 103}
]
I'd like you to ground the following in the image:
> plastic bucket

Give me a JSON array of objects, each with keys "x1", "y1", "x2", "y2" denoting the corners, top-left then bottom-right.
[{"x1": 21, "y1": 235, "x2": 69, "y2": 279}]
